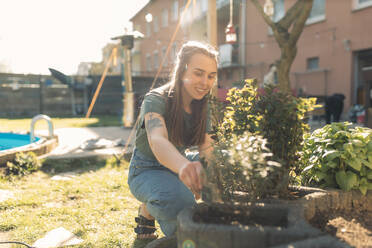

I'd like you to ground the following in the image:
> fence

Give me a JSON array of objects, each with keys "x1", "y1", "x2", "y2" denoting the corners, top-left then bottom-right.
[{"x1": 0, "y1": 73, "x2": 162, "y2": 118}]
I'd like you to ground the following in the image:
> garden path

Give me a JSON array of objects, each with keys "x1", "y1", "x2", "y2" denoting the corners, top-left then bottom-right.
[{"x1": 35, "y1": 127, "x2": 133, "y2": 160}]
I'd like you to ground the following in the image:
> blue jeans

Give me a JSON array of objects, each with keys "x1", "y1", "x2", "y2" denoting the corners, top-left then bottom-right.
[{"x1": 127, "y1": 148, "x2": 198, "y2": 236}]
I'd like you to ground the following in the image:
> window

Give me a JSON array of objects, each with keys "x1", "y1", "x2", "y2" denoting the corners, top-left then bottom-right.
[
  {"x1": 201, "y1": 0, "x2": 207, "y2": 13},
  {"x1": 153, "y1": 16, "x2": 159, "y2": 33},
  {"x1": 153, "y1": 51, "x2": 159, "y2": 69},
  {"x1": 162, "y1": 46, "x2": 168, "y2": 67},
  {"x1": 146, "y1": 22, "x2": 151, "y2": 37},
  {"x1": 307, "y1": 0, "x2": 325, "y2": 24},
  {"x1": 353, "y1": 0, "x2": 372, "y2": 9},
  {"x1": 172, "y1": 1, "x2": 179, "y2": 21},
  {"x1": 360, "y1": 0, "x2": 372, "y2": 3},
  {"x1": 269, "y1": 0, "x2": 285, "y2": 34},
  {"x1": 307, "y1": 57, "x2": 319, "y2": 71},
  {"x1": 146, "y1": 54, "x2": 152, "y2": 72},
  {"x1": 273, "y1": 0, "x2": 285, "y2": 22},
  {"x1": 134, "y1": 24, "x2": 141, "y2": 33},
  {"x1": 162, "y1": 9, "x2": 168, "y2": 27}
]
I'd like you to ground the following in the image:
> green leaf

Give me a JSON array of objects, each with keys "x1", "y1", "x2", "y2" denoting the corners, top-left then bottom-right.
[
  {"x1": 368, "y1": 154, "x2": 372, "y2": 164},
  {"x1": 343, "y1": 143, "x2": 354, "y2": 153},
  {"x1": 367, "y1": 170, "x2": 372, "y2": 180},
  {"x1": 367, "y1": 140, "x2": 372, "y2": 152},
  {"x1": 322, "y1": 150, "x2": 340, "y2": 161},
  {"x1": 351, "y1": 139, "x2": 365, "y2": 148},
  {"x1": 359, "y1": 184, "x2": 367, "y2": 195},
  {"x1": 347, "y1": 158, "x2": 362, "y2": 171},
  {"x1": 335, "y1": 171, "x2": 358, "y2": 191},
  {"x1": 326, "y1": 160, "x2": 338, "y2": 169},
  {"x1": 303, "y1": 164, "x2": 314, "y2": 172},
  {"x1": 315, "y1": 171, "x2": 327, "y2": 181},
  {"x1": 362, "y1": 159, "x2": 372, "y2": 170},
  {"x1": 360, "y1": 166, "x2": 367, "y2": 176},
  {"x1": 324, "y1": 174, "x2": 337, "y2": 187}
]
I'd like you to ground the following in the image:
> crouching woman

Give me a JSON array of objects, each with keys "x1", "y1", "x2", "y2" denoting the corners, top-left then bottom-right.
[{"x1": 127, "y1": 41, "x2": 218, "y2": 239}]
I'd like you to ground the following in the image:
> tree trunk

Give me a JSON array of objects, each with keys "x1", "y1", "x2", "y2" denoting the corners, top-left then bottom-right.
[
  {"x1": 277, "y1": 45, "x2": 297, "y2": 92},
  {"x1": 251, "y1": 0, "x2": 314, "y2": 93}
]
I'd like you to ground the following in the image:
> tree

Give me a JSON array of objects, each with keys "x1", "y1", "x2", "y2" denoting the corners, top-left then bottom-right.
[{"x1": 251, "y1": 0, "x2": 314, "y2": 93}]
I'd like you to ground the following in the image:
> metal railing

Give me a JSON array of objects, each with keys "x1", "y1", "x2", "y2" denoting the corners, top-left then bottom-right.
[{"x1": 30, "y1": 114, "x2": 54, "y2": 143}]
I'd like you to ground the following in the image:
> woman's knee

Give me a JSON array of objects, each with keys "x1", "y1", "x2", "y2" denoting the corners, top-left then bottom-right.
[{"x1": 147, "y1": 187, "x2": 195, "y2": 220}]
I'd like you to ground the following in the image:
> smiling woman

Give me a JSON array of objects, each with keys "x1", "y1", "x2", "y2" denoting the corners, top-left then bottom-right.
[{"x1": 127, "y1": 41, "x2": 218, "y2": 240}]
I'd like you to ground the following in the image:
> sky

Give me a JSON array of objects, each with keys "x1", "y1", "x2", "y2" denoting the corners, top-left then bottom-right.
[{"x1": 0, "y1": 0, "x2": 149, "y2": 75}]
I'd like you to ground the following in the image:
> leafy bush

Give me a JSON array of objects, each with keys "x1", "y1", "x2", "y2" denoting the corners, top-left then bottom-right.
[
  {"x1": 5, "y1": 152, "x2": 41, "y2": 177},
  {"x1": 209, "y1": 79, "x2": 316, "y2": 197},
  {"x1": 203, "y1": 131, "x2": 281, "y2": 202},
  {"x1": 300, "y1": 122, "x2": 372, "y2": 195}
]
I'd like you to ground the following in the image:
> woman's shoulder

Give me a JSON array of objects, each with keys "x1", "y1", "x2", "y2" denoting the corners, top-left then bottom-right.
[
  {"x1": 145, "y1": 83, "x2": 173, "y2": 99},
  {"x1": 141, "y1": 84, "x2": 173, "y2": 116}
]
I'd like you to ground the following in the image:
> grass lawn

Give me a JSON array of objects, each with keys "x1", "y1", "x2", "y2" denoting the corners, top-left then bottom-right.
[
  {"x1": 0, "y1": 157, "x2": 161, "y2": 248},
  {"x1": 0, "y1": 115, "x2": 121, "y2": 133}
]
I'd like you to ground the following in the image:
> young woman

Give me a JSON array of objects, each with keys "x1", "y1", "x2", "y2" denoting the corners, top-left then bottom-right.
[{"x1": 127, "y1": 41, "x2": 218, "y2": 239}]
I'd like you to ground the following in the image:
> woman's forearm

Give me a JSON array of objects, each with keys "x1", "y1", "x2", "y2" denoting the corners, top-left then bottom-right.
[{"x1": 149, "y1": 135, "x2": 189, "y2": 174}]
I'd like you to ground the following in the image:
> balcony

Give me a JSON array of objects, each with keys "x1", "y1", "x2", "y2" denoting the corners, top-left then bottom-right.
[{"x1": 218, "y1": 44, "x2": 240, "y2": 68}]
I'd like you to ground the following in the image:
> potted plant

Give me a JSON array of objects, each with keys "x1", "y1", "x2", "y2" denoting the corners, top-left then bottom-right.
[{"x1": 175, "y1": 80, "x2": 354, "y2": 248}]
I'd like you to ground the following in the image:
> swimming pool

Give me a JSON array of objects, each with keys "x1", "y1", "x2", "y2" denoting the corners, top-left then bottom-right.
[
  {"x1": 0, "y1": 132, "x2": 40, "y2": 151},
  {"x1": 0, "y1": 131, "x2": 58, "y2": 166}
]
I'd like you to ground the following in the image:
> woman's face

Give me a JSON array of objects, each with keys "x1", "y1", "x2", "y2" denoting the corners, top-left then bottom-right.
[{"x1": 181, "y1": 53, "x2": 217, "y2": 102}]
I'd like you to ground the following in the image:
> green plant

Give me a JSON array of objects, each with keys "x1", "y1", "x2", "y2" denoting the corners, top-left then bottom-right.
[
  {"x1": 211, "y1": 79, "x2": 316, "y2": 197},
  {"x1": 203, "y1": 131, "x2": 281, "y2": 202},
  {"x1": 5, "y1": 152, "x2": 41, "y2": 177},
  {"x1": 300, "y1": 122, "x2": 372, "y2": 195}
]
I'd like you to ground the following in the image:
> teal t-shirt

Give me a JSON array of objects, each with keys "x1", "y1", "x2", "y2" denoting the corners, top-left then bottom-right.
[{"x1": 135, "y1": 86, "x2": 211, "y2": 161}]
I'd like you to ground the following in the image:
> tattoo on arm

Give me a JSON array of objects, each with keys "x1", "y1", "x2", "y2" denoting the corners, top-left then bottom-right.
[{"x1": 146, "y1": 114, "x2": 164, "y2": 133}]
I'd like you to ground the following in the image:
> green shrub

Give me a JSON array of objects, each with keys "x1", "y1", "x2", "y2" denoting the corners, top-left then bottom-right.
[
  {"x1": 203, "y1": 131, "x2": 281, "y2": 202},
  {"x1": 209, "y1": 79, "x2": 316, "y2": 197},
  {"x1": 300, "y1": 122, "x2": 372, "y2": 195},
  {"x1": 5, "y1": 152, "x2": 41, "y2": 177}
]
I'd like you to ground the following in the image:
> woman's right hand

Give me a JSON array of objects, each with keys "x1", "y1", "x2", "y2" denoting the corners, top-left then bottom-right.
[{"x1": 178, "y1": 161, "x2": 204, "y2": 200}]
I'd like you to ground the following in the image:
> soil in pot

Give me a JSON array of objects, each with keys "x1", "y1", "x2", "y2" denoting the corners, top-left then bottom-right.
[
  {"x1": 178, "y1": 202, "x2": 324, "y2": 248},
  {"x1": 193, "y1": 203, "x2": 288, "y2": 227},
  {"x1": 309, "y1": 209, "x2": 372, "y2": 248}
]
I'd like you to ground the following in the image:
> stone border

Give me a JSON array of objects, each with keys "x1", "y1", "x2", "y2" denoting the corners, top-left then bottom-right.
[
  {"x1": 142, "y1": 187, "x2": 372, "y2": 248},
  {"x1": 298, "y1": 188, "x2": 372, "y2": 221}
]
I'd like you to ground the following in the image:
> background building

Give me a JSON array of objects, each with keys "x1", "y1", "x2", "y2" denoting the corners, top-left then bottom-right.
[{"x1": 129, "y1": 0, "x2": 372, "y2": 120}]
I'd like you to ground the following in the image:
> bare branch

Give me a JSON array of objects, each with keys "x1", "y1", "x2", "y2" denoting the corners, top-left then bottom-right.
[
  {"x1": 289, "y1": 0, "x2": 314, "y2": 46},
  {"x1": 250, "y1": 0, "x2": 275, "y2": 30},
  {"x1": 277, "y1": 0, "x2": 306, "y2": 29},
  {"x1": 250, "y1": 0, "x2": 286, "y2": 45}
]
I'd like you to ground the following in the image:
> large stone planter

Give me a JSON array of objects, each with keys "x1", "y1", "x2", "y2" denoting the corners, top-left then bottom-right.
[
  {"x1": 177, "y1": 203, "x2": 326, "y2": 248},
  {"x1": 176, "y1": 186, "x2": 363, "y2": 248},
  {"x1": 145, "y1": 187, "x2": 371, "y2": 248}
]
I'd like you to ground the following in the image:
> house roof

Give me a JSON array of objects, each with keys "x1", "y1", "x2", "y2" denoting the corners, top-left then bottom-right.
[{"x1": 130, "y1": 0, "x2": 153, "y2": 22}]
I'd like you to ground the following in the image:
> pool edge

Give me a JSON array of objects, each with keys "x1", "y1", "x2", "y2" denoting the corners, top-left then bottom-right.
[{"x1": 0, "y1": 135, "x2": 59, "y2": 166}]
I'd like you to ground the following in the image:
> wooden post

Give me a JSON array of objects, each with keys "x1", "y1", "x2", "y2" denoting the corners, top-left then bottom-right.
[
  {"x1": 123, "y1": 46, "x2": 134, "y2": 127},
  {"x1": 207, "y1": 0, "x2": 218, "y2": 98}
]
